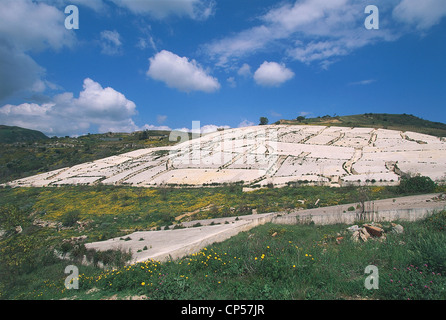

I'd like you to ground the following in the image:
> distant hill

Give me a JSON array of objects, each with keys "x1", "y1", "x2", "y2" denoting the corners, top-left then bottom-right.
[
  {"x1": 0, "y1": 125, "x2": 49, "y2": 143},
  {"x1": 277, "y1": 113, "x2": 446, "y2": 137}
]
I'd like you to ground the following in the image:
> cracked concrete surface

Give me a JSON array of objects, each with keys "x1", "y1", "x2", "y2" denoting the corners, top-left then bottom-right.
[{"x1": 4, "y1": 125, "x2": 446, "y2": 188}]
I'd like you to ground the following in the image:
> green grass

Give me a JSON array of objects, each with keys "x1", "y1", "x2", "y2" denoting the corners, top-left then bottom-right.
[
  {"x1": 2, "y1": 183, "x2": 440, "y2": 239},
  {"x1": 1, "y1": 184, "x2": 445, "y2": 300},
  {"x1": 3, "y1": 211, "x2": 445, "y2": 300}
]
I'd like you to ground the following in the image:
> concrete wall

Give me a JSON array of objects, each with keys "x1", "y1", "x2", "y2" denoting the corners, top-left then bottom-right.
[{"x1": 270, "y1": 207, "x2": 441, "y2": 226}]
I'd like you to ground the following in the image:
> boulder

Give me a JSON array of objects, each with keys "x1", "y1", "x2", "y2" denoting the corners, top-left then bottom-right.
[{"x1": 391, "y1": 223, "x2": 404, "y2": 234}]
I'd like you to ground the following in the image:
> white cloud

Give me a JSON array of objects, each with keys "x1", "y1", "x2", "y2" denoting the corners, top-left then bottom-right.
[
  {"x1": 0, "y1": 0, "x2": 75, "y2": 52},
  {"x1": 141, "y1": 124, "x2": 172, "y2": 132},
  {"x1": 393, "y1": 0, "x2": 446, "y2": 29},
  {"x1": 100, "y1": 30, "x2": 123, "y2": 55},
  {"x1": 156, "y1": 115, "x2": 167, "y2": 124},
  {"x1": 147, "y1": 50, "x2": 220, "y2": 93},
  {"x1": 237, "y1": 63, "x2": 252, "y2": 77},
  {"x1": 205, "y1": 0, "x2": 399, "y2": 68},
  {"x1": 348, "y1": 79, "x2": 376, "y2": 86},
  {"x1": 298, "y1": 111, "x2": 312, "y2": 117},
  {"x1": 270, "y1": 110, "x2": 282, "y2": 118},
  {"x1": 0, "y1": 78, "x2": 139, "y2": 136},
  {"x1": 226, "y1": 77, "x2": 236, "y2": 88},
  {"x1": 173, "y1": 124, "x2": 230, "y2": 134},
  {"x1": 254, "y1": 61, "x2": 294, "y2": 87},
  {"x1": 137, "y1": 35, "x2": 157, "y2": 51},
  {"x1": 200, "y1": 124, "x2": 230, "y2": 134},
  {"x1": 69, "y1": 0, "x2": 106, "y2": 12},
  {"x1": 206, "y1": 25, "x2": 273, "y2": 67},
  {"x1": 238, "y1": 119, "x2": 255, "y2": 128},
  {"x1": 109, "y1": 0, "x2": 215, "y2": 20},
  {"x1": 0, "y1": 0, "x2": 76, "y2": 100}
]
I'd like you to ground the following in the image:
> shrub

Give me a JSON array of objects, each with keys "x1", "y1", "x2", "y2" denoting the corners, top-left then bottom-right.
[
  {"x1": 62, "y1": 209, "x2": 81, "y2": 227},
  {"x1": 398, "y1": 175, "x2": 436, "y2": 194}
]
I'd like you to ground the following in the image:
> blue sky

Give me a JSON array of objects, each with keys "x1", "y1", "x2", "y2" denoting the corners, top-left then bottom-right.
[{"x1": 0, "y1": 0, "x2": 445, "y2": 137}]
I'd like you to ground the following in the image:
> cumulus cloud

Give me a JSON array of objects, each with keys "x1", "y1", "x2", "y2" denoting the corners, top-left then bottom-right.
[
  {"x1": 0, "y1": 0, "x2": 76, "y2": 100},
  {"x1": 253, "y1": 61, "x2": 294, "y2": 87},
  {"x1": 147, "y1": 50, "x2": 220, "y2": 93},
  {"x1": 0, "y1": 78, "x2": 138, "y2": 136},
  {"x1": 100, "y1": 30, "x2": 123, "y2": 55}
]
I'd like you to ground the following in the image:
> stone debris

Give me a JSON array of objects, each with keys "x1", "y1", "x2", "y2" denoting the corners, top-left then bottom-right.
[
  {"x1": 363, "y1": 224, "x2": 384, "y2": 237},
  {"x1": 347, "y1": 222, "x2": 403, "y2": 242},
  {"x1": 76, "y1": 219, "x2": 93, "y2": 231},
  {"x1": 432, "y1": 193, "x2": 446, "y2": 202},
  {"x1": 62, "y1": 235, "x2": 88, "y2": 245},
  {"x1": 33, "y1": 218, "x2": 62, "y2": 229}
]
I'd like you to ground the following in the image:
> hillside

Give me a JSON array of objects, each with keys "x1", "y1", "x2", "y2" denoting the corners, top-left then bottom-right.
[
  {"x1": 0, "y1": 125, "x2": 49, "y2": 143},
  {"x1": 278, "y1": 113, "x2": 446, "y2": 137},
  {"x1": 0, "y1": 128, "x2": 175, "y2": 184},
  {"x1": 2, "y1": 114, "x2": 446, "y2": 185},
  {"x1": 5, "y1": 123, "x2": 446, "y2": 188}
]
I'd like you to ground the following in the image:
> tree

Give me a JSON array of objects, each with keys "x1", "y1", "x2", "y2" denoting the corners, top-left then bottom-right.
[
  {"x1": 259, "y1": 117, "x2": 269, "y2": 125},
  {"x1": 138, "y1": 130, "x2": 149, "y2": 140},
  {"x1": 296, "y1": 116, "x2": 306, "y2": 122}
]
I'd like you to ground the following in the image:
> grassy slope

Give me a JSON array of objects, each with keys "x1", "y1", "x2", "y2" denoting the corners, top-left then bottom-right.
[
  {"x1": 4, "y1": 211, "x2": 446, "y2": 300},
  {"x1": 0, "y1": 125, "x2": 49, "y2": 143},
  {"x1": 1, "y1": 184, "x2": 445, "y2": 299}
]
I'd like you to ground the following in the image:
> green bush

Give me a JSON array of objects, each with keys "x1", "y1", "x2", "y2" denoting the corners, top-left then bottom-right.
[
  {"x1": 62, "y1": 209, "x2": 81, "y2": 227},
  {"x1": 398, "y1": 175, "x2": 437, "y2": 194}
]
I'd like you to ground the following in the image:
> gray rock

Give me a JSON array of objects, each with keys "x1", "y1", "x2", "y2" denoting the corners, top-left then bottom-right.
[{"x1": 391, "y1": 223, "x2": 404, "y2": 234}]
